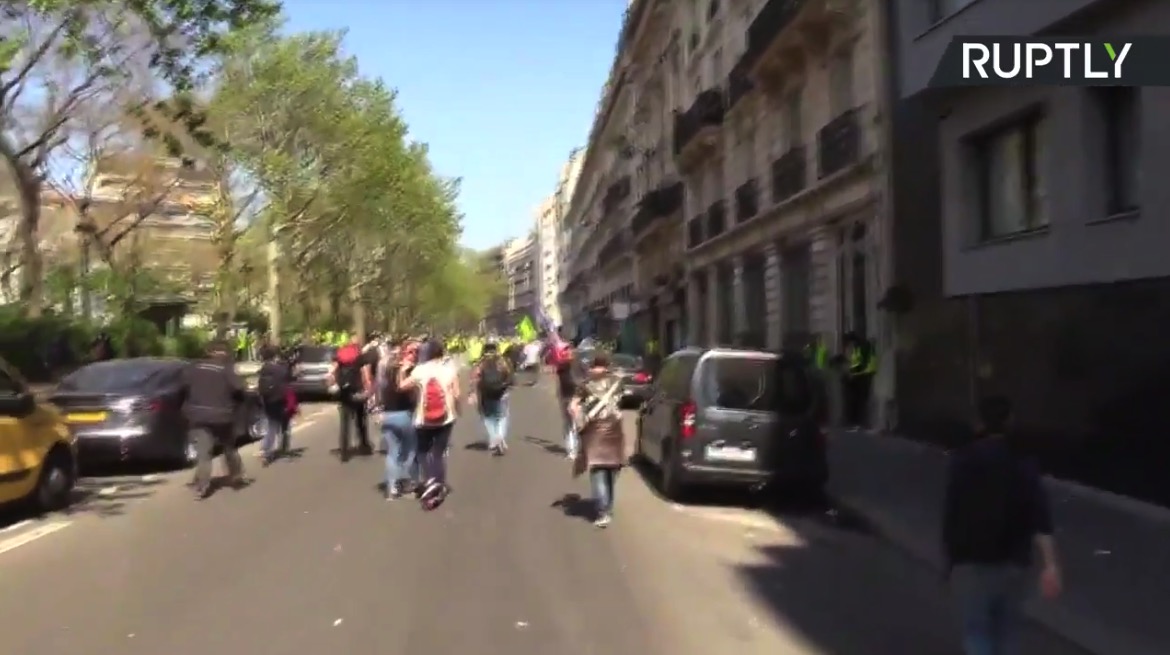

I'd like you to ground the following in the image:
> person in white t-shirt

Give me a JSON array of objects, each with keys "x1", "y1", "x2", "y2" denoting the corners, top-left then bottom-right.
[{"x1": 397, "y1": 340, "x2": 460, "y2": 508}]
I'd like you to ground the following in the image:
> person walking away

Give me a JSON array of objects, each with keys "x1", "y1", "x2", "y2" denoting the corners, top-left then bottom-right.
[
  {"x1": 256, "y1": 346, "x2": 293, "y2": 465},
  {"x1": 397, "y1": 341, "x2": 460, "y2": 509},
  {"x1": 568, "y1": 352, "x2": 626, "y2": 528},
  {"x1": 379, "y1": 340, "x2": 420, "y2": 500},
  {"x1": 183, "y1": 340, "x2": 249, "y2": 499},
  {"x1": 549, "y1": 337, "x2": 580, "y2": 459},
  {"x1": 943, "y1": 395, "x2": 1062, "y2": 655},
  {"x1": 330, "y1": 335, "x2": 374, "y2": 462},
  {"x1": 469, "y1": 341, "x2": 512, "y2": 455},
  {"x1": 841, "y1": 332, "x2": 876, "y2": 431},
  {"x1": 520, "y1": 339, "x2": 541, "y2": 386}
]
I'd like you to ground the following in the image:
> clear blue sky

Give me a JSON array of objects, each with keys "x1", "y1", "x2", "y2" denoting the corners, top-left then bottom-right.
[{"x1": 283, "y1": 0, "x2": 628, "y2": 250}]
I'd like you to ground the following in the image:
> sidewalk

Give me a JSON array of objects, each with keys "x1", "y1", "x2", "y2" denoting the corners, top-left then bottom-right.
[{"x1": 826, "y1": 429, "x2": 1170, "y2": 655}]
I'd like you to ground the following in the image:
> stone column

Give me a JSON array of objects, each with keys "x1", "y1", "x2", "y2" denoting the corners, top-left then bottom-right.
[
  {"x1": 809, "y1": 226, "x2": 838, "y2": 347},
  {"x1": 731, "y1": 255, "x2": 746, "y2": 341},
  {"x1": 764, "y1": 242, "x2": 782, "y2": 350},
  {"x1": 706, "y1": 266, "x2": 719, "y2": 347},
  {"x1": 685, "y1": 271, "x2": 702, "y2": 347}
]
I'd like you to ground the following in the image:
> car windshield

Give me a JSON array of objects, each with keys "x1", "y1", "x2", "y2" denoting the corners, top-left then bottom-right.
[
  {"x1": 610, "y1": 354, "x2": 642, "y2": 370},
  {"x1": 59, "y1": 359, "x2": 179, "y2": 393},
  {"x1": 299, "y1": 346, "x2": 334, "y2": 363},
  {"x1": 703, "y1": 356, "x2": 781, "y2": 412}
]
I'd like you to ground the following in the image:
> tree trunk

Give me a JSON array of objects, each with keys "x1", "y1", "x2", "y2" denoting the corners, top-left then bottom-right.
[
  {"x1": 266, "y1": 238, "x2": 282, "y2": 345},
  {"x1": 13, "y1": 163, "x2": 43, "y2": 317},
  {"x1": 350, "y1": 285, "x2": 366, "y2": 342}
]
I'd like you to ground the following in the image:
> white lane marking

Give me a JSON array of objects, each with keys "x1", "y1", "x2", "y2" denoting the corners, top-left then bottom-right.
[
  {"x1": 0, "y1": 519, "x2": 33, "y2": 534},
  {"x1": 140, "y1": 474, "x2": 161, "y2": 482},
  {"x1": 0, "y1": 520, "x2": 71, "y2": 555},
  {"x1": 98, "y1": 485, "x2": 120, "y2": 496}
]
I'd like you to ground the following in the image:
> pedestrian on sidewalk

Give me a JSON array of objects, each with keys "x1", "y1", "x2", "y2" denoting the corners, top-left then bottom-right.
[
  {"x1": 943, "y1": 395, "x2": 1063, "y2": 655},
  {"x1": 379, "y1": 339, "x2": 420, "y2": 500},
  {"x1": 569, "y1": 351, "x2": 626, "y2": 528},
  {"x1": 182, "y1": 340, "x2": 250, "y2": 499},
  {"x1": 468, "y1": 340, "x2": 513, "y2": 455},
  {"x1": 398, "y1": 341, "x2": 460, "y2": 510},
  {"x1": 329, "y1": 335, "x2": 375, "y2": 462}
]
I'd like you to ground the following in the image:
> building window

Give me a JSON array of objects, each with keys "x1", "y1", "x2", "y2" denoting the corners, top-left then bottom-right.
[
  {"x1": 1096, "y1": 86, "x2": 1140, "y2": 215},
  {"x1": 927, "y1": 0, "x2": 977, "y2": 24},
  {"x1": 828, "y1": 48, "x2": 854, "y2": 117},
  {"x1": 782, "y1": 89, "x2": 802, "y2": 149},
  {"x1": 971, "y1": 114, "x2": 1048, "y2": 240}
]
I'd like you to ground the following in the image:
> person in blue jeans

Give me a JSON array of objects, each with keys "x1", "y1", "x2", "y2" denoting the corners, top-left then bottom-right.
[
  {"x1": 379, "y1": 341, "x2": 420, "y2": 499},
  {"x1": 468, "y1": 341, "x2": 512, "y2": 455},
  {"x1": 942, "y1": 396, "x2": 1062, "y2": 655}
]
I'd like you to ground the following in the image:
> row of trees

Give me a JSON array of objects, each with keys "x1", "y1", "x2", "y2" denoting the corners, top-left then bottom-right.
[{"x1": 0, "y1": 0, "x2": 504, "y2": 341}]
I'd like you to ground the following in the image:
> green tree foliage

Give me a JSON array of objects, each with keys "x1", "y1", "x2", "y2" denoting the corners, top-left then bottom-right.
[
  {"x1": 200, "y1": 22, "x2": 495, "y2": 340},
  {"x1": 0, "y1": 0, "x2": 279, "y2": 315},
  {"x1": 1, "y1": 4, "x2": 498, "y2": 336}
]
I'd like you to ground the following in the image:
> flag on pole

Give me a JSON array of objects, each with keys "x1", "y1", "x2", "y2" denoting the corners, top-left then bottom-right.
[{"x1": 517, "y1": 315, "x2": 538, "y2": 341}]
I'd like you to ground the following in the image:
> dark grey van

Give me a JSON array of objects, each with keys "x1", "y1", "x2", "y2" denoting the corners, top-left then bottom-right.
[{"x1": 634, "y1": 347, "x2": 827, "y2": 500}]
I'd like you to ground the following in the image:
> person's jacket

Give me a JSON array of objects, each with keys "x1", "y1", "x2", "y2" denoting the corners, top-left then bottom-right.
[{"x1": 182, "y1": 353, "x2": 245, "y2": 428}]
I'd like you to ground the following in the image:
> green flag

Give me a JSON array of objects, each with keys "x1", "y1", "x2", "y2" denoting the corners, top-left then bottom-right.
[{"x1": 517, "y1": 316, "x2": 537, "y2": 341}]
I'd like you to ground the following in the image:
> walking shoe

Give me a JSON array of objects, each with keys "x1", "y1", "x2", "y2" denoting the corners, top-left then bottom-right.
[
  {"x1": 193, "y1": 484, "x2": 212, "y2": 500},
  {"x1": 420, "y1": 480, "x2": 447, "y2": 511},
  {"x1": 593, "y1": 514, "x2": 611, "y2": 528}
]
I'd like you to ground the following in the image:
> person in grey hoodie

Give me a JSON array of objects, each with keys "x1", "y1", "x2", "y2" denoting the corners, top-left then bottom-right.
[{"x1": 183, "y1": 340, "x2": 250, "y2": 499}]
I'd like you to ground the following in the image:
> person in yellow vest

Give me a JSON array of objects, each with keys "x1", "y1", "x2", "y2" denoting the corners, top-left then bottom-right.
[
  {"x1": 842, "y1": 332, "x2": 877, "y2": 431},
  {"x1": 804, "y1": 334, "x2": 828, "y2": 370}
]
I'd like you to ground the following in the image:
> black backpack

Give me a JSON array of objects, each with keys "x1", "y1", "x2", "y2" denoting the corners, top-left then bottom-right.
[
  {"x1": 257, "y1": 363, "x2": 287, "y2": 407},
  {"x1": 478, "y1": 356, "x2": 509, "y2": 399}
]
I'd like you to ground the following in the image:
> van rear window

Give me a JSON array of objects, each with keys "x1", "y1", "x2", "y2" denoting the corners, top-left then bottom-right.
[{"x1": 704, "y1": 357, "x2": 780, "y2": 411}]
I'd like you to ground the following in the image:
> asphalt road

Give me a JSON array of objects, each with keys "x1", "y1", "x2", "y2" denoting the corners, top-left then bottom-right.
[{"x1": 0, "y1": 377, "x2": 1089, "y2": 655}]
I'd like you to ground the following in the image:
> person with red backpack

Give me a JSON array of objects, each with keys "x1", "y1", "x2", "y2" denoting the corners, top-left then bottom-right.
[
  {"x1": 329, "y1": 334, "x2": 375, "y2": 463},
  {"x1": 396, "y1": 340, "x2": 460, "y2": 509},
  {"x1": 548, "y1": 333, "x2": 580, "y2": 459}
]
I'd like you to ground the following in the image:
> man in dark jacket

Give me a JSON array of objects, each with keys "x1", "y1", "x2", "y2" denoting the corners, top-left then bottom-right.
[
  {"x1": 943, "y1": 396, "x2": 1062, "y2": 655},
  {"x1": 184, "y1": 340, "x2": 249, "y2": 499}
]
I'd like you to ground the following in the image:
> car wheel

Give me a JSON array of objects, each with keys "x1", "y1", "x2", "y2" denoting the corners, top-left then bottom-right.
[
  {"x1": 33, "y1": 448, "x2": 75, "y2": 513},
  {"x1": 630, "y1": 418, "x2": 647, "y2": 465},
  {"x1": 659, "y1": 445, "x2": 686, "y2": 501}
]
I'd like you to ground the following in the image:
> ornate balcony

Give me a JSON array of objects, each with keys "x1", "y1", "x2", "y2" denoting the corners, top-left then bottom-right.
[
  {"x1": 743, "y1": 0, "x2": 856, "y2": 91},
  {"x1": 817, "y1": 108, "x2": 861, "y2": 178},
  {"x1": 598, "y1": 231, "x2": 631, "y2": 262},
  {"x1": 672, "y1": 88, "x2": 725, "y2": 168},
  {"x1": 631, "y1": 181, "x2": 684, "y2": 238},
  {"x1": 602, "y1": 175, "x2": 631, "y2": 215}
]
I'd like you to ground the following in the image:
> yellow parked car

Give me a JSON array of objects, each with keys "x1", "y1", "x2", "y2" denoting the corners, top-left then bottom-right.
[{"x1": 0, "y1": 361, "x2": 77, "y2": 512}]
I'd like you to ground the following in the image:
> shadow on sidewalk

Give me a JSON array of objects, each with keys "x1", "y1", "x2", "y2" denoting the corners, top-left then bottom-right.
[{"x1": 730, "y1": 516, "x2": 1091, "y2": 655}]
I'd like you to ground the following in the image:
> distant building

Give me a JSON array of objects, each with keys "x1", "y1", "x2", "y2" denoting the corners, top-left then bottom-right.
[{"x1": 503, "y1": 233, "x2": 537, "y2": 328}]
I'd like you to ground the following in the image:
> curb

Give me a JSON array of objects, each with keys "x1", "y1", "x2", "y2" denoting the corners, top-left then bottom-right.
[{"x1": 827, "y1": 493, "x2": 1129, "y2": 655}]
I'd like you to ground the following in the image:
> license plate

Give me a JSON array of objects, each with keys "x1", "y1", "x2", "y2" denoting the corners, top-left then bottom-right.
[
  {"x1": 704, "y1": 446, "x2": 756, "y2": 462},
  {"x1": 67, "y1": 412, "x2": 108, "y2": 423}
]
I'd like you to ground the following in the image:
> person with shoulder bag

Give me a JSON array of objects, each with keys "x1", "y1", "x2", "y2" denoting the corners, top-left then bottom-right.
[
  {"x1": 468, "y1": 341, "x2": 513, "y2": 455},
  {"x1": 568, "y1": 351, "x2": 626, "y2": 528}
]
